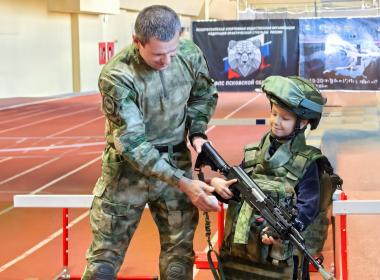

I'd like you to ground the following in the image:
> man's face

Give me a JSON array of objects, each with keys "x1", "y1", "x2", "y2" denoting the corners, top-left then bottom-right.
[{"x1": 134, "y1": 32, "x2": 179, "y2": 70}]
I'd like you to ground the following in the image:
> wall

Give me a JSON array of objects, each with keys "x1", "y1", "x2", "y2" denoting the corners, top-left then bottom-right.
[
  {"x1": 76, "y1": 13, "x2": 103, "y2": 92},
  {"x1": 104, "y1": 10, "x2": 138, "y2": 54},
  {"x1": 0, "y1": 0, "x2": 232, "y2": 98},
  {"x1": 0, "y1": 0, "x2": 73, "y2": 98},
  {"x1": 77, "y1": 10, "x2": 138, "y2": 92},
  {"x1": 0, "y1": 0, "x2": 138, "y2": 98}
]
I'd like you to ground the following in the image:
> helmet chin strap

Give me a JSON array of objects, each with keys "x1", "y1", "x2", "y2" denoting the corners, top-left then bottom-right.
[{"x1": 270, "y1": 119, "x2": 305, "y2": 142}]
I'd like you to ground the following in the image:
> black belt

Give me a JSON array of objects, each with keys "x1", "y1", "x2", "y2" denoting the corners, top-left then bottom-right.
[{"x1": 155, "y1": 141, "x2": 187, "y2": 154}]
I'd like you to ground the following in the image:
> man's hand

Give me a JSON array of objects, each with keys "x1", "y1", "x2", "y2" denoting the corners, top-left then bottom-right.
[
  {"x1": 178, "y1": 177, "x2": 220, "y2": 212},
  {"x1": 191, "y1": 137, "x2": 209, "y2": 154}
]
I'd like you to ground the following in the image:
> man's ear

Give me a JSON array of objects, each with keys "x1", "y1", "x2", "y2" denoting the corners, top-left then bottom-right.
[
  {"x1": 132, "y1": 35, "x2": 140, "y2": 46},
  {"x1": 132, "y1": 34, "x2": 143, "y2": 48}
]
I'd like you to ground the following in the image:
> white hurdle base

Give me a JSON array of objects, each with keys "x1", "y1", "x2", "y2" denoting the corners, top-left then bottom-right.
[
  {"x1": 13, "y1": 194, "x2": 219, "y2": 209},
  {"x1": 14, "y1": 194, "x2": 94, "y2": 208},
  {"x1": 333, "y1": 200, "x2": 380, "y2": 215},
  {"x1": 14, "y1": 194, "x2": 380, "y2": 215}
]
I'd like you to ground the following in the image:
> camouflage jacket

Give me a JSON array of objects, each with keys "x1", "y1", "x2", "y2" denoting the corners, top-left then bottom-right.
[{"x1": 98, "y1": 39, "x2": 218, "y2": 187}]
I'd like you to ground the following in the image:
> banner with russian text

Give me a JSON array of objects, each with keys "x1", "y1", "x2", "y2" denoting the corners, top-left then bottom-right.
[
  {"x1": 299, "y1": 17, "x2": 380, "y2": 90},
  {"x1": 192, "y1": 20, "x2": 299, "y2": 92}
]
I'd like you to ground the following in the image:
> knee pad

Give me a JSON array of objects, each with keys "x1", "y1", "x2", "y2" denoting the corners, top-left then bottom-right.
[
  {"x1": 166, "y1": 261, "x2": 186, "y2": 280},
  {"x1": 88, "y1": 263, "x2": 115, "y2": 280}
]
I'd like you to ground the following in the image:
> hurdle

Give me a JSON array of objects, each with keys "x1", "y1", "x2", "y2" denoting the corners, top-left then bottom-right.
[
  {"x1": 13, "y1": 194, "x2": 158, "y2": 280},
  {"x1": 332, "y1": 191, "x2": 380, "y2": 280},
  {"x1": 12, "y1": 194, "x2": 224, "y2": 277},
  {"x1": 14, "y1": 192, "x2": 380, "y2": 280}
]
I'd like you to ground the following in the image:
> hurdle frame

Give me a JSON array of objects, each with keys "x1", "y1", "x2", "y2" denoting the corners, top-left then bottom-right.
[
  {"x1": 14, "y1": 192, "x2": 380, "y2": 280},
  {"x1": 14, "y1": 194, "x2": 158, "y2": 280}
]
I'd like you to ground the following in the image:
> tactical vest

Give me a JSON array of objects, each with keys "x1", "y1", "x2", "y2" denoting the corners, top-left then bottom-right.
[
  {"x1": 301, "y1": 155, "x2": 342, "y2": 256},
  {"x1": 220, "y1": 132, "x2": 341, "y2": 279}
]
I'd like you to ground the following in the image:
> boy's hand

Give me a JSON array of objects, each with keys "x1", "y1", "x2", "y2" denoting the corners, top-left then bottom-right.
[
  {"x1": 261, "y1": 226, "x2": 280, "y2": 245},
  {"x1": 210, "y1": 177, "x2": 237, "y2": 200}
]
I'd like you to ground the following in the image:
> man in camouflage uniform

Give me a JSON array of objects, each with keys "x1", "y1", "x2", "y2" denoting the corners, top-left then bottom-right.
[
  {"x1": 211, "y1": 76, "x2": 327, "y2": 279},
  {"x1": 82, "y1": 5, "x2": 220, "y2": 280}
]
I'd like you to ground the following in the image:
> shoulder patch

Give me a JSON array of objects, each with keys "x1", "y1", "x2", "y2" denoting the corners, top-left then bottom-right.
[
  {"x1": 102, "y1": 94, "x2": 122, "y2": 126},
  {"x1": 244, "y1": 143, "x2": 259, "y2": 168},
  {"x1": 244, "y1": 142, "x2": 259, "y2": 151},
  {"x1": 103, "y1": 95, "x2": 115, "y2": 115}
]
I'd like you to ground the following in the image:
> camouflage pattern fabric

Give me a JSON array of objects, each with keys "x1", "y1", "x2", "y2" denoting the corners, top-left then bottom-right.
[
  {"x1": 301, "y1": 209, "x2": 330, "y2": 255},
  {"x1": 233, "y1": 201, "x2": 253, "y2": 244},
  {"x1": 220, "y1": 131, "x2": 320, "y2": 280},
  {"x1": 82, "y1": 38, "x2": 217, "y2": 280},
  {"x1": 99, "y1": 38, "x2": 217, "y2": 189},
  {"x1": 222, "y1": 255, "x2": 293, "y2": 280}
]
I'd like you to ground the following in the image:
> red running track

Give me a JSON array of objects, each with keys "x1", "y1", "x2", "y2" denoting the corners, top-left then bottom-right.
[{"x1": 2, "y1": 91, "x2": 374, "y2": 279}]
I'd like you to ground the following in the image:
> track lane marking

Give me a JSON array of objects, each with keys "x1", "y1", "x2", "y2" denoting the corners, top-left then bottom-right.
[
  {"x1": 0, "y1": 92, "x2": 98, "y2": 111},
  {"x1": 0, "y1": 107, "x2": 97, "y2": 134},
  {"x1": 0, "y1": 93, "x2": 264, "y2": 275},
  {"x1": 0, "y1": 155, "x2": 101, "y2": 217},
  {"x1": 206, "y1": 93, "x2": 263, "y2": 134},
  {"x1": 0, "y1": 157, "x2": 12, "y2": 163},
  {"x1": 0, "y1": 157, "x2": 61, "y2": 185},
  {"x1": 0, "y1": 210, "x2": 89, "y2": 273}
]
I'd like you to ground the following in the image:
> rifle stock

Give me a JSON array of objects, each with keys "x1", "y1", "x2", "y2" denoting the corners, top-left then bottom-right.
[{"x1": 195, "y1": 142, "x2": 335, "y2": 280}]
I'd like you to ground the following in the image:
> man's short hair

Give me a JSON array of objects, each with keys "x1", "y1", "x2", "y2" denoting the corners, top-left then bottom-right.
[{"x1": 134, "y1": 5, "x2": 181, "y2": 45}]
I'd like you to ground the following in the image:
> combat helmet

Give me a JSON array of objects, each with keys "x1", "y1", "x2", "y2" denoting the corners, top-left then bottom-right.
[{"x1": 261, "y1": 76, "x2": 326, "y2": 130}]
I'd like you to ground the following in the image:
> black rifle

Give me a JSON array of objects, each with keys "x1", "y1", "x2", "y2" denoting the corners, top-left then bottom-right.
[{"x1": 194, "y1": 142, "x2": 335, "y2": 280}]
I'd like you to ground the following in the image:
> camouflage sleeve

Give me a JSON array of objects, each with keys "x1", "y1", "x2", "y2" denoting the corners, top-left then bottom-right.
[
  {"x1": 100, "y1": 76, "x2": 185, "y2": 187},
  {"x1": 186, "y1": 44, "x2": 218, "y2": 138}
]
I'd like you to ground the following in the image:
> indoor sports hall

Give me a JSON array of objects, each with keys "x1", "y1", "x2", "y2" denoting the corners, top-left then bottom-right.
[{"x1": 1, "y1": 1, "x2": 380, "y2": 280}]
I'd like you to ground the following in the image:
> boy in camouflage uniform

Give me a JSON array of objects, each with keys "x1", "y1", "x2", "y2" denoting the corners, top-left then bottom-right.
[
  {"x1": 211, "y1": 75, "x2": 327, "y2": 280},
  {"x1": 81, "y1": 5, "x2": 220, "y2": 280}
]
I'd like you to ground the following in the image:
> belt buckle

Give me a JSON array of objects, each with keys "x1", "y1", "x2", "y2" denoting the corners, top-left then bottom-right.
[{"x1": 168, "y1": 145, "x2": 173, "y2": 155}]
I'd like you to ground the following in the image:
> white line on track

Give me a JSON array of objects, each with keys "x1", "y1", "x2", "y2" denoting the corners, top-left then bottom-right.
[
  {"x1": 46, "y1": 116, "x2": 104, "y2": 138},
  {"x1": 31, "y1": 156, "x2": 101, "y2": 194},
  {"x1": 0, "y1": 106, "x2": 71, "y2": 125},
  {"x1": 0, "y1": 107, "x2": 96, "y2": 134},
  {"x1": 0, "y1": 157, "x2": 12, "y2": 163},
  {"x1": 0, "y1": 157, "x2": 61, "y2": 185},
  {"x1": 206, "y1": 93, "x2": 263, "y2": 134},
  {"x1": 1, "y1": 116, "x2": 104, "y2": 155},
  {"x1": 0, "y1": 136, "x2": 103, "y2": 140},
  {"x1": 0, "y1": 155, "x2": 101, "y2": 216},
  {"x1": 0, "y1": 116, "x2": 104, "y2": 154},
  {"x1": 0, "y1": 142, "x2": 103, "y2": 153},
  {"x1": 0, "y1": 91, "x2": 98, "y2": 111},
  {"x1": 0, "y1": 210, "x2": 90, "y2": 273},
  {"x1": 0, "y1": 93, "x2": 263, "y2": 275},
  {"x1": 0, "y1": 108, "x2": 42, "y2": 123}
]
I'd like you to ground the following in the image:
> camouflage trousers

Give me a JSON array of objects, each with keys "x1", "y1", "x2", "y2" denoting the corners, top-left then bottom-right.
[{"x1": 82, "y1": 184, "x2": 199, "y2": 280}]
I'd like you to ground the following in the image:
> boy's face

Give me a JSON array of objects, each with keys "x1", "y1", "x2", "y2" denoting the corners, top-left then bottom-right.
[
  {"x1": 269, "y1": 103, "x2": 303, "y2": 138},
  {"x1": 134, "y1": 32, "x2": 179, "y2": 71}
]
